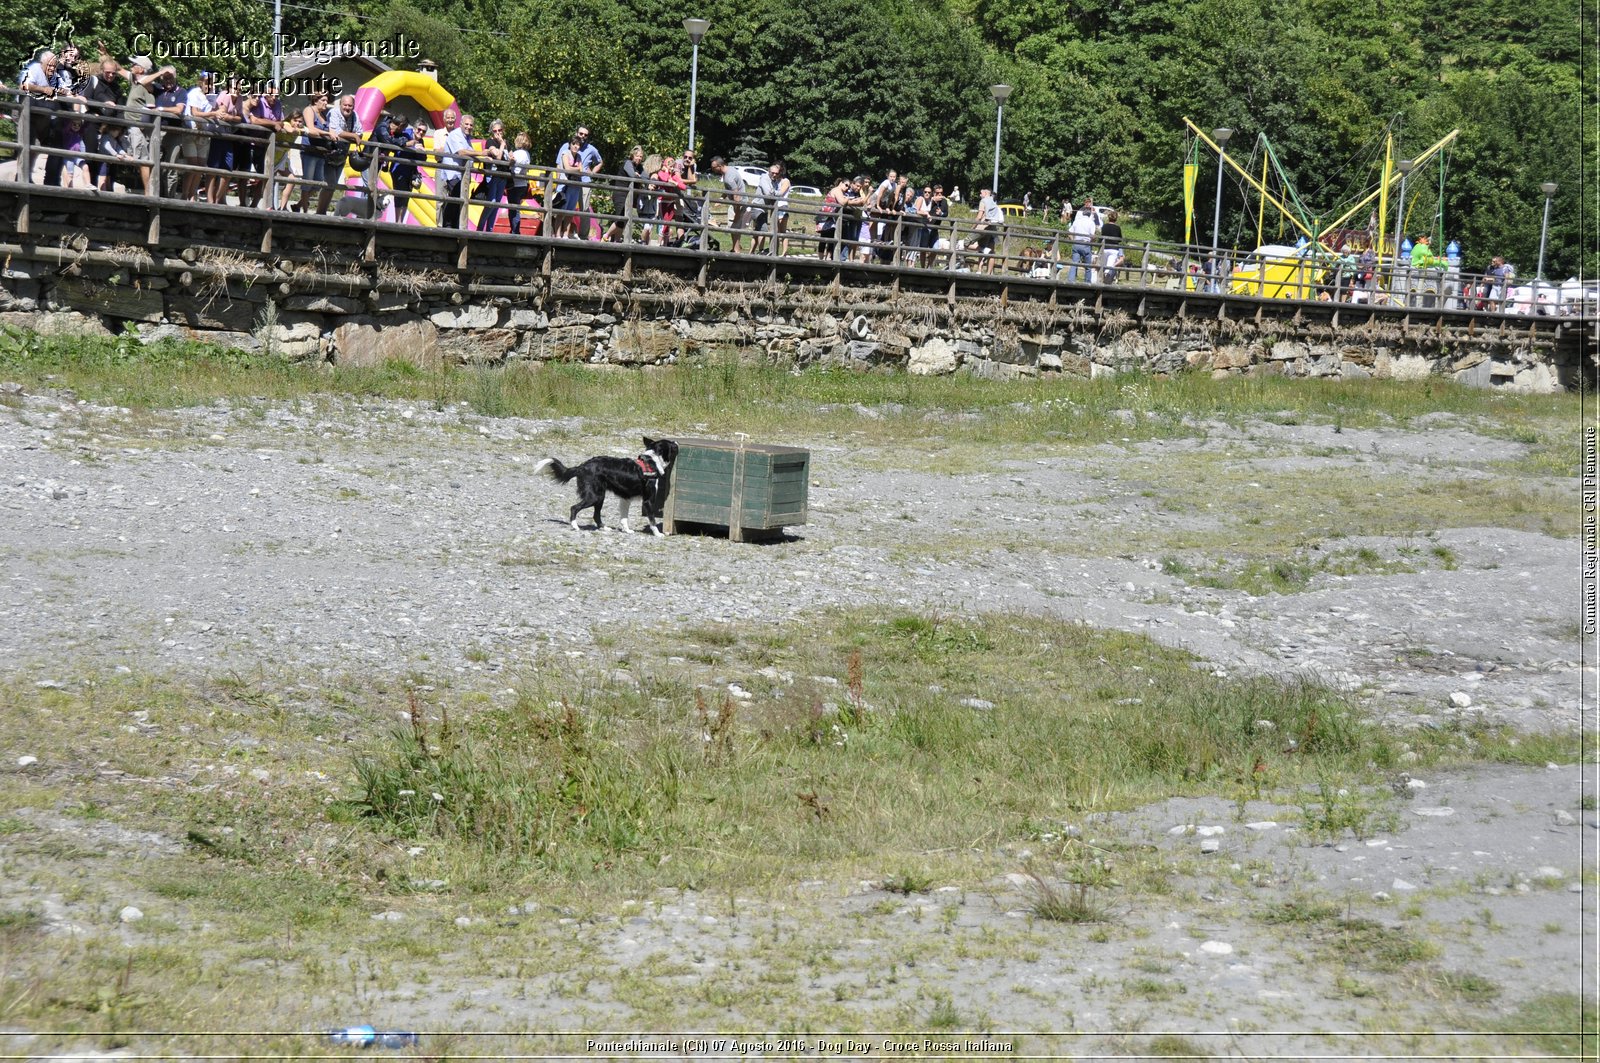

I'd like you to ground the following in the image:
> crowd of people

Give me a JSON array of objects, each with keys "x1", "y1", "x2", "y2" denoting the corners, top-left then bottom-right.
[{"x1": 10, "y1": 44, "x2": 1551, "y2": 307}]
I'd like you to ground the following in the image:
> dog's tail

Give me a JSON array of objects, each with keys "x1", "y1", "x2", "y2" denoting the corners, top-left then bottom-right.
[{"x1": 532, "y1": 457, "x2": 576, "y2": 482}]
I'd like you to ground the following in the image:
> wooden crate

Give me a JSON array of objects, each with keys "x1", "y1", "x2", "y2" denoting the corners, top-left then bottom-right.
[{"x1": 664, "y1": 437, "x2": 810, "y2": 541}]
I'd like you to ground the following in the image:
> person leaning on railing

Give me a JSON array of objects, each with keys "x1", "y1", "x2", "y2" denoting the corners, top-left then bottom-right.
[
  {"x1": 20, "y1": 50, "x2": 66, "y2": 186},
  {"x1": 435, "y1": 111, "x2": 475, "y2": 229},
  {"x1": 204, "y1": 77, "x2": 245, "y2": 206},
  {"x1": 374, "y1": 114, "x2": 423, "y2": 220},
  {"x1": 473, "y1": 119, "x2": 511, "y2": 232},
  {"x1": 604, "y1": 145, "x2": 652, "y2": 243},
  {"x1": 80, "y1": 58, "x2": 124, "y2": 192},
  {"x1": 238, "y1": 83, "x2": 284, "y2": 207}
]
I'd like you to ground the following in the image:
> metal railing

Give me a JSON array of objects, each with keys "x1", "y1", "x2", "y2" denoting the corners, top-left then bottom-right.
[{"x1": 0, "y1": 87, "x2": 1588, "y2": 319}]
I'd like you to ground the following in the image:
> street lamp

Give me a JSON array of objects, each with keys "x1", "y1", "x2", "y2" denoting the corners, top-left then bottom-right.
[
  {"x1": 1536, "y1": 181, "x2": 1557, "y2": 283},
  {"x1": 1393, "y1": 158, "x2": 1414, "y2": 256},
  {"x1": 683, "y1": 18, "x2": 710, "y2": 157},
  {"x1": 990, "y1": 84, "x2": 1011, "y2": 198},
  {"x1": 1210, "y1": 127, "x2": 1233, "y2": 291}
]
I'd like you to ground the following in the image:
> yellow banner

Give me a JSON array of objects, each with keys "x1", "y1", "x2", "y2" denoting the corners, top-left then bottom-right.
[{"x1": 1183, "y1": 163, "x2": 1197, "y2": 244}]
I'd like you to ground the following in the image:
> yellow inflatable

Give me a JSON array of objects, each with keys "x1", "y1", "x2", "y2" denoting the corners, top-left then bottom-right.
[{"x1": 351, "y1": 71, "x2": 463, "y2": 227}]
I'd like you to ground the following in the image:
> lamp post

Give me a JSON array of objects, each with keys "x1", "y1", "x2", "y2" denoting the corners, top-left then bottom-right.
[
  {"x1": 1210, "y1": 127, "x2": 1232, "y2": 291},
  {"x1": 683, "y1": 18, "x2": 710, "y2": 157},
  {"x1": 990, "y1": 84, "x2": 1011, "y2": 198},
  {"x1": 1535, "y1": 181, "x2": 1557, "y2": 282}
]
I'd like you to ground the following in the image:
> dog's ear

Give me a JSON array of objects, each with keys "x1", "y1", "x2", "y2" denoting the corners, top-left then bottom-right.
[{"x1": 643, "y1": 436, "x2": 657, "y2": 450}]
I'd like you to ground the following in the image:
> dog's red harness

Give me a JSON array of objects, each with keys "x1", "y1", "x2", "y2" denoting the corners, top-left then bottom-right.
[{"x1": 635, "y1": 456, "x2": 660, "y2": 478}]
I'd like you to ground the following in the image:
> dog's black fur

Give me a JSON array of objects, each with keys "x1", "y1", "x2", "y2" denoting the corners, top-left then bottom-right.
[{"x1": 533, "y1": 437, "x2": 678, "y2": 535}]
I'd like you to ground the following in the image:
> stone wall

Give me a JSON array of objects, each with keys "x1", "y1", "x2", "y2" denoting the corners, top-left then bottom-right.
[{"x1": 0, "y1": 243, "x2": 1582, "y2": 392}]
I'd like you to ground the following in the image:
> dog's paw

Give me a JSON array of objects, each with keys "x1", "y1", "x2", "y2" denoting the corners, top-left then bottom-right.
[{"x1": 649, "y1": 525, "x2": 664, "y2": 538}]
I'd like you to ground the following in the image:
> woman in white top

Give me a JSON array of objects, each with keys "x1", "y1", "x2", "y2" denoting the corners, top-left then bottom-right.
[{"x1": 506, "y1": 132, "x2": 533, "y2": 235}]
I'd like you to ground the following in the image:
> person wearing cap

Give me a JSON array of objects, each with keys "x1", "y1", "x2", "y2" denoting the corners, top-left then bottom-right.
[
  {"x1": 121, "y1": 55, "x2": 161, "y2": 193},
  {"x1": 147, "y1": 67, "x2": 187, "y2": 196}
]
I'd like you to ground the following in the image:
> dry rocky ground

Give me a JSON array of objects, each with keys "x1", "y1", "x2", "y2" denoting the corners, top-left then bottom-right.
[{"x1": 0, "y1": 384, "x2": 1592, "y2": 1060}]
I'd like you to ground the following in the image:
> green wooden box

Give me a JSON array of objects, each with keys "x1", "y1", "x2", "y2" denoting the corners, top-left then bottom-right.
[{"x1": 664, "y1": 437, "x2": 810, "y2": 541}]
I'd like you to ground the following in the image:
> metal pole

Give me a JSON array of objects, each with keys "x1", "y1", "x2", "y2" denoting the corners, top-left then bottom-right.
[
  {"x1": 687, "y1": 42, "x2": 699, "y2": 154},
  {"x1": 1535, "y1": 182, "x2": 1556, "y2": 282},
  {"x1": 272, "y1": 0, "x2": 282, "y2": 86},
  {"x1": 1393, "y1": 159, "x2": 1413, "y2": 258},
  {"x1": 683, "y1": 19, "x2": 709, "y2": 156},
  {"x1": 989, "y1": 84, "x2": 1011, "y2": 199},
  {"x1": 1210, "y1": 127, "x2": 1231, "y2": 293},
  {"x1": 991, "y1": 102, "x2": 1003, "y2": 197}
]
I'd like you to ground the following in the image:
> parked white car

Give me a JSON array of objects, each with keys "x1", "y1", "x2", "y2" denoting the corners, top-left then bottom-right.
[{"x1": 787, "y1": 184, "x2": 823, "y2": 198}]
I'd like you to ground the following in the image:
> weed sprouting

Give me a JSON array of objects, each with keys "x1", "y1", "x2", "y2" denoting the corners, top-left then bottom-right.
[
  {"x1": 1024, "y1": 873, "x2": 1109, "y2": 924},
  {"x1": 696, "y1": 688, "x2": 737, "y2": 764},
  {"x1": 881, "y1": 869, "x2": 936, "y2": 895}
]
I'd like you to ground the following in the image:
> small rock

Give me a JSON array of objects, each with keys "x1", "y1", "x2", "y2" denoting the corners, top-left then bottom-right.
[
  {"x1": 1200, "y1": 838, "x2": 1221, "y2": 854},
  {"x1": 960, "y1": 697, "x2": 995, "y2": 710},
  {"x1": 1168, "y1": 824, "x2": 1192, "y2": 836},
  {"x1": 119, "y1": 906, "x2": 144, "y2": 923},
  {"x1": 1532, "y1": 866, "x2": 1565, "y2": 881},
  {"x1": 1406, "y1": 778, "x2": 1427, "y2": 791},
  {"x1": 1392, "y1": 878, "x2": 1418, "y2": 891},
  {"x1": 1199, "y1": 940, "x2": 1233, "y2": 955},
  {"x1": 1554, "y1": 810, "x2": 1577, "y2": 826},
  {"x1": 1449, "y1": 692, "x2": 1472, "y2": 708},
  {"x1": 1244, "y1": 821, "x2": 1278, "y2": 831},
  {"x1": 1371, "y1": 891, "x2": 1390, "y2": 902},
  {"x1": 1196, "y1": 825, "x2": 1226, "y2": 837},
  {"x1": 372, "y1": 910, "x2": 404, "y2": 922},
  {"x1": 454, "y1": 916, "x2": 473, "y2": 928},
  {"x1": 1413, "y1": 807, "x2": 1455, "y2": 817},
  {"x1": 16, "y1": 755, "x2": 37, "y2": 767}
]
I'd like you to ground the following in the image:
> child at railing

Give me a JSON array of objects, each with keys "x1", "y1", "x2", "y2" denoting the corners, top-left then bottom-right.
[
  {"x1": 96, "y1": 119, "x2": 136, "y2": 192},
  {"x1": 59, "y1": 114, "x2": 94, "y2": 190}
]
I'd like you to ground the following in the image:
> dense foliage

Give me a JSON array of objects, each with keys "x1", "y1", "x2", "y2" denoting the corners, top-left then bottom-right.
[{"x1": 3, "y1": 0, "x2": 1590, "y2": 274}]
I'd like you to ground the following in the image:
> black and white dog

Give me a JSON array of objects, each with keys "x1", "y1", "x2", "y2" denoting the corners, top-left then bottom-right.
[{"x1": 533, "y1": 437, "x2": 678, "y2": 535}]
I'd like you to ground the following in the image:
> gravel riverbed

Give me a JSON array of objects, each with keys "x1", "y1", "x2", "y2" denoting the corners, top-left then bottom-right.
[{"x1": 0, "y1": 385, "x2": 1591, "y2": 1057}]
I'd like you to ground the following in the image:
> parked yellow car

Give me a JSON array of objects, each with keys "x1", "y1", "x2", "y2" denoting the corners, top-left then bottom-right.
[{"x1": 1228, "y1": 243, "x2": 1328, "y2": 299}]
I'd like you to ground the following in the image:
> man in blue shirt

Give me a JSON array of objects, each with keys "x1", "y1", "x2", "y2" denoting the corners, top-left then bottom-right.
[
  {"x1": 437, "y1": 111, "x2": 474, "y2": 228},
  {"x1": 574, "y1": 126, "x2": 603, "y2": 238}
]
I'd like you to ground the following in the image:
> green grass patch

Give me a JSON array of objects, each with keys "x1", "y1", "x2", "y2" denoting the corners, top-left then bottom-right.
[
  {"x1": 1487, "y1": 993, "x2": 1597, "y2": 1056},
  {"x1": 0, "y1": 331, "x2": 1579, "y2": 470},
  {"x1": 343, "y1": 608, "x2": 1536, "y2": 891}
]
